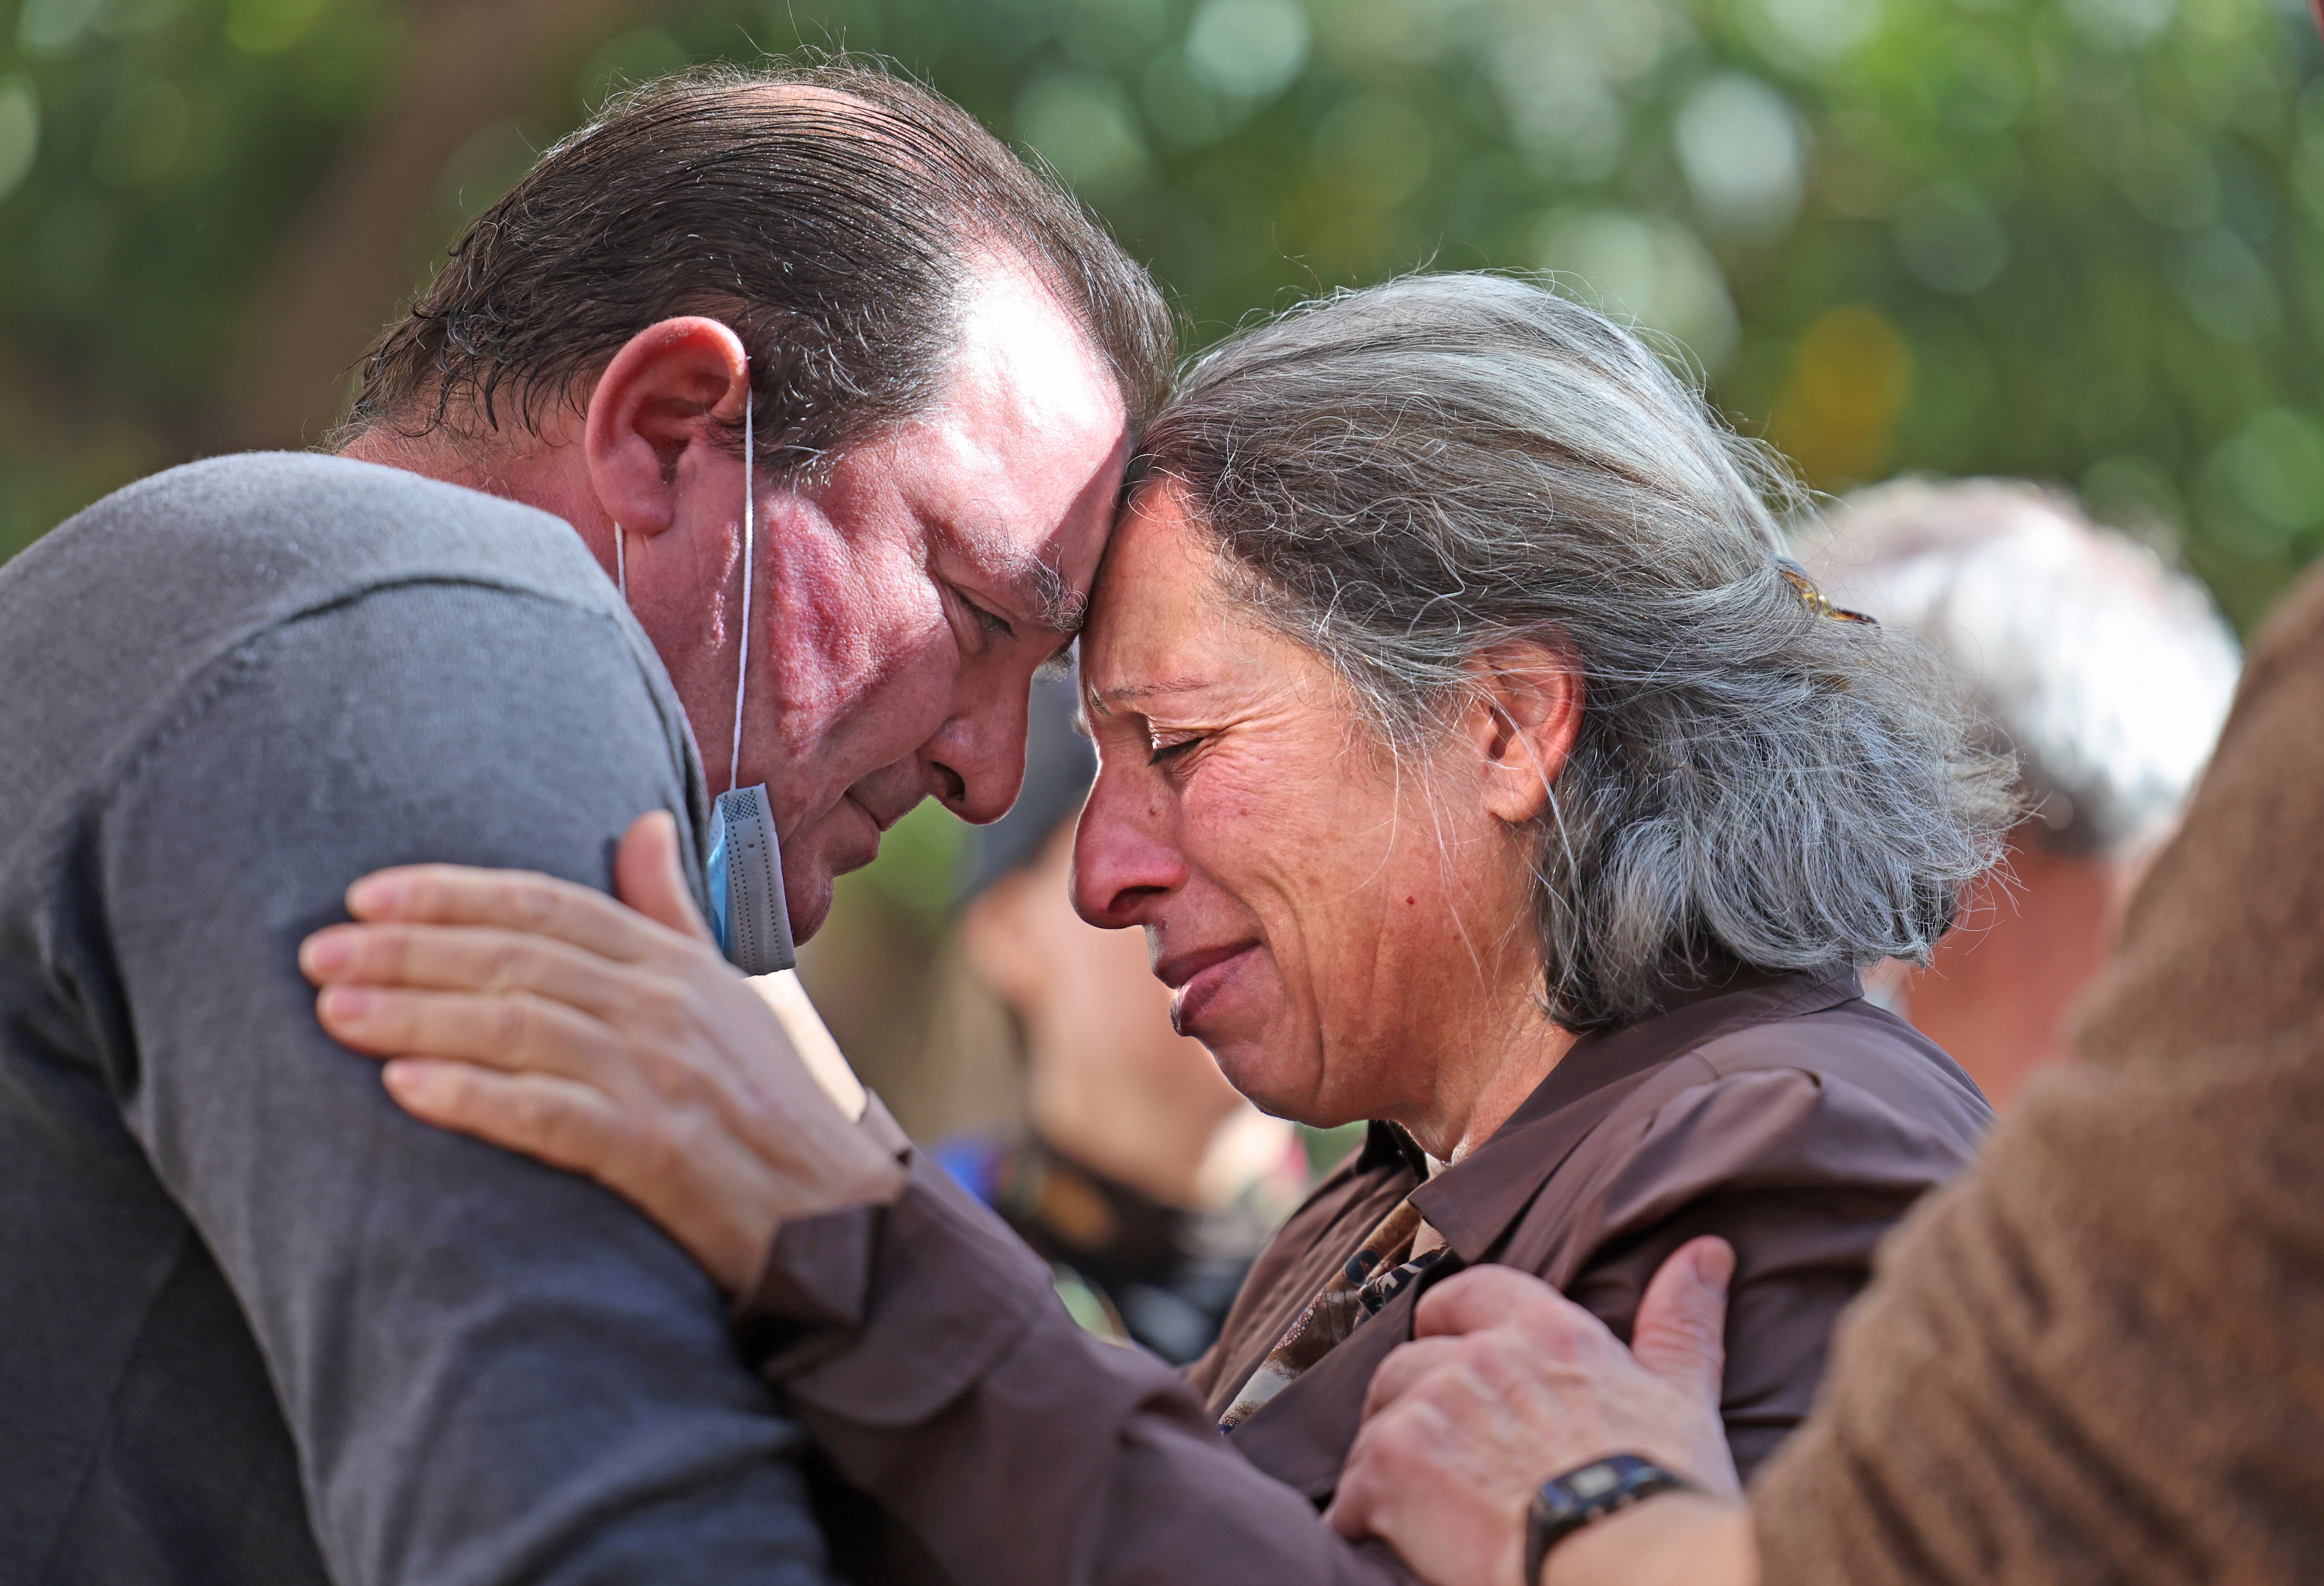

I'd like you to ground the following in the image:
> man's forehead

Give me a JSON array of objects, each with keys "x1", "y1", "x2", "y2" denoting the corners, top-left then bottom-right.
[{"x1": 950, "y1": 263, "x2": 1117, "y2": 417}]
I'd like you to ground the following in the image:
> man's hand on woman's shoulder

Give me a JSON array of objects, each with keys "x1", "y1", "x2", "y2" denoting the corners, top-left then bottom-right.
[{"x1": 1327, "y1": 1246, "x2": 1754, "y2": 1586}]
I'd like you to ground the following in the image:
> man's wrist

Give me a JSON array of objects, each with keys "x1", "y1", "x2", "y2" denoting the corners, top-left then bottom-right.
[
  {"x1": 1540, "y1": 1491, "x2": 1756, "y2": 1586},
  {"x1": 1524, "y1": 1455, "x2": 1695, "y2": 1583}
]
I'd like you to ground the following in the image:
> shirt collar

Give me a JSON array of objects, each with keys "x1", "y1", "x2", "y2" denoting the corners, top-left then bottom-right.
[
  {"x1": 1353, "y1": 1118, "x2": 1432, "y2": 1177},
  {"x1": 1407, "y1": 963, "x2": 1863, "y2": 1261}
]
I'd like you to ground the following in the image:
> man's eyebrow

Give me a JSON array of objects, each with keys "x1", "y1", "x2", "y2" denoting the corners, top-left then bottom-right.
[
  {"x1": 1017, "y1": 554, "x2": 1087, "y2": 634},
  {"x1": 942, "y1": 519, "x2": 1087, "y2": 634}
]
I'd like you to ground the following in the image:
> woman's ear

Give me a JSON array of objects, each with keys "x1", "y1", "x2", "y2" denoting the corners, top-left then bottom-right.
[
  {"x1": 1462, "y1": 642, "x2": 1585, "y2": 826},
  {"x1": 582, "y1": 316, "x2": 752, "y2": 539}
]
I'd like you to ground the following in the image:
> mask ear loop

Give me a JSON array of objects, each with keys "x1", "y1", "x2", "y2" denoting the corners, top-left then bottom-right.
[
  {"x1": 727, "y1": 377, "x2": 753, "y2": 795},
  {"x1": 614, "y1": 522, "x2": 627, "y2": 601}
]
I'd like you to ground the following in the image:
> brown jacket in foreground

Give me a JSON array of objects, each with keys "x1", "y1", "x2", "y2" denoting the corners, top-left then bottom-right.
[
  {"x1": 1752, "y1": 567, "x2": 2324, "y2": 1584},
  {"x1": 743, "y1": 967, "x2": 1988, "y2": 1584}
]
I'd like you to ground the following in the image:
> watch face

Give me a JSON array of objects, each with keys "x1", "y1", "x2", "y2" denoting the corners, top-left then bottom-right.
[
  {"x1": 1529, "y1": 1454, "x2": 1695, "y2": 1574},
  {"x1": 1565, "y1": 1463, "x2": 1625, "y2": 1501}
]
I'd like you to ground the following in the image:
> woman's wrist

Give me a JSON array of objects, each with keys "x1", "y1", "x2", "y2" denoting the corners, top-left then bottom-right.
[{"x1": 1540, "y1": 1491, "x2": 1756, "y2": 1586}]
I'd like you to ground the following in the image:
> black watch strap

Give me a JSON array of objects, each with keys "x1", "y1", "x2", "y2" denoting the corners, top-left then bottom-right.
[{"x1": 1524, "y1": 1454, "x2": 1695, "y2": 1585}]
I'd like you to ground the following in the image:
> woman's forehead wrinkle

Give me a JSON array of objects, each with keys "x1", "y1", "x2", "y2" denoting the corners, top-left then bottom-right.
[{"x1": 1093, "y1": 678, "x2": 1212, "y2": 712}]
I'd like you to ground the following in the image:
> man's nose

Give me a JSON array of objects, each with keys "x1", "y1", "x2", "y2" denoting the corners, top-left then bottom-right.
[
  {"x1": 1072, "y1": 764, "x2": 1186, "y2": 928},
  {"x1": 924, "y1": 688, "x2": 1030, "y2": 826}
]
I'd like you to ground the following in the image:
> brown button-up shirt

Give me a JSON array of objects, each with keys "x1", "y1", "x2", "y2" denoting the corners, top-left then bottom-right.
[{"x1": 744, "y1": 965, "x2": 1991, "y2": 1585}]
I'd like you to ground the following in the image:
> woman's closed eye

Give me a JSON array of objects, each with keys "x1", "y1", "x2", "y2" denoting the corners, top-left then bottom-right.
[{"x1": 1147, "y1": 731, "x2": 1205, "y2": 771}]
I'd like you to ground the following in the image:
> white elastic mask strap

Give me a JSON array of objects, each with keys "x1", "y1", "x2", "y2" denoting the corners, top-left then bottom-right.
[
  {"x1": 728, "y1": 383, "x2": 753, "y2": 794},
  {"x1": 614, "y1": 522, "x2": 627, "y2": 602}
]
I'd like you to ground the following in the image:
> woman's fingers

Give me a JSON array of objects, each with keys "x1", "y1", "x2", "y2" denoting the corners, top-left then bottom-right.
[
  {"x1": 383, "y1": 1059, "x2": 634, "y2": 1179},
  {"x1": 302, "y1": 922, "x2": 648, "y2": 1015},
  {"x1": 344, "y1": 861, "x2": 681, "y2": 962},
  {"x1": 381, "y1": 1055, "x2": 870, "y2": 1296},
  {"x1": 614, "y1": 812, "x2": 716, "y2": 945},
  {"x1": 318, "y1": 983, "x2": 618, "y2": 1083}
]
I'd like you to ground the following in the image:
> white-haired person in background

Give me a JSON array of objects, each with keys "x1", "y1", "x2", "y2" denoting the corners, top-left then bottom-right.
[{"x1": 1797, "y1": 479, "x2": 2240, "y2": 1107}]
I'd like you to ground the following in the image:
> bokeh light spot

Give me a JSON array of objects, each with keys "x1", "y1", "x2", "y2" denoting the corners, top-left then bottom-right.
[
  {"x1": 1675, "y1": 73, "x2": 1805, "y2": 236},
  {"x1": 16, "y1": 0, "x2": 103, "y2": 56},
  {"x1": 1017, "y1": 72, "x2": 1153, "y2": 199},
  {"x1": 1742, "y1": 0, "x2": 1883, "y2": 68},
  {"x1": 0, "y1": 78, "x2": 39, "y2": 207},
  {"x1": 1770, "y1": 305, "x2": 1914, "y2": 485},
  {"x1": 1186, "y1": 0, "x2": 1311, "y2": 101},
  {"x1": 1538, "y1": 209, "x2": 1738, "y2": 370},
  {"x1": 2064, "y1": 0, "x2": 2178, "y2": 50}
]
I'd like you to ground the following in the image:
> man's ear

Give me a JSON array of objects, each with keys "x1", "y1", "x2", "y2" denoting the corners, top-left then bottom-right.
[
  {"x1": 582, "y1": 316, "x2": 751, "y2": 538},
  {"x1": 1461, "y1": 641, "x2": 1585, "y2": 826}
]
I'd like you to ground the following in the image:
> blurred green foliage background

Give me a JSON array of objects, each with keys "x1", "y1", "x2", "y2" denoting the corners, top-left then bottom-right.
[
  {"x1": 3, "y1": 0, "x2": 2321, "y2": 1097},
  {"x1": 9, "y1": 0, "x2": 2324, "y2": 625}
]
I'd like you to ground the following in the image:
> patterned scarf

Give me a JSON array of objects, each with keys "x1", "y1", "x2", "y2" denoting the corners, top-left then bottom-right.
[{"x1": 1217, "y1": 1196, "x2": 1448, "y2": 1431}]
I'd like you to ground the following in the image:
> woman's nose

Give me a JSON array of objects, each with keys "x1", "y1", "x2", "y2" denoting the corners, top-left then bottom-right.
[{"x1": 1072, "y1": 766, "x2": 1187, "y2": 928}]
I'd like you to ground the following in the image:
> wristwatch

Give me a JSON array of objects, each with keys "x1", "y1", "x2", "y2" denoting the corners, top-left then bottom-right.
[{"x1": 1524, "y1": 1454, "x2": 1696, "y2": 1584}]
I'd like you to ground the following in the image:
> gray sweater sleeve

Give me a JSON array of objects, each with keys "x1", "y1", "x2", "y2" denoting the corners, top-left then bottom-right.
[{"x1": 94, "y1": 582, "x2": 832, "y2": 1586}]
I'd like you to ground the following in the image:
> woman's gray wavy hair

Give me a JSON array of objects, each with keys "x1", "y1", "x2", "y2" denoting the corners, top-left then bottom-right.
[{"x1": 1134, "y1": 272, "x2": 2015, "y2": 1031}]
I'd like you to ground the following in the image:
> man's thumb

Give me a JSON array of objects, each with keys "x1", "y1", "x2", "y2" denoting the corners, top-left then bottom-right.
[
  {"x1": 1630, "y1": 1236, "x2": 1732, "y2": 1407},
  {"x1": 614, "y1": 811, "x2": 716, "y2": 944}
]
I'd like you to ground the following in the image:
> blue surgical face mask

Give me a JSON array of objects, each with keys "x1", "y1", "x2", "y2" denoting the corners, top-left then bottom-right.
[
  {"x1": 706, "y1": 779, "x2": 793, "y2": 975},
  {"x1": 619, "y1": 378, "x2": 795, "y2": 975}
]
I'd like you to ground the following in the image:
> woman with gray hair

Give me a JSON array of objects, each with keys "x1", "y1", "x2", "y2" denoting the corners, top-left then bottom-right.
[{"x1": 299, "y1": 273, "x2": 2012, "y2": 1581}]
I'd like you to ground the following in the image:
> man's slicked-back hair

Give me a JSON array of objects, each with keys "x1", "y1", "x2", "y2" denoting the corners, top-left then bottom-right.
[{"x1": 347, "y1": 59, "x2": 1174, "y2": 470}]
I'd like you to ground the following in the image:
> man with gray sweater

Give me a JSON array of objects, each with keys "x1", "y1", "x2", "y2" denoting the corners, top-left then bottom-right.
[{"x1": 0, "y1": 65, "x2": 1168, "y2": 1585}]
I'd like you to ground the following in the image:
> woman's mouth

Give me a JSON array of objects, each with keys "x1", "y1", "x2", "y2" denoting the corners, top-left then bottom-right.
[{"x1": 1157, "y1": 942, "x2": 1260, "y2": 1035}]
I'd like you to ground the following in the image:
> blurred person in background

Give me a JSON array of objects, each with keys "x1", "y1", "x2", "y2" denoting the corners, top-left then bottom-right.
[
  {"x1": 936, "y1": 671, "x2": 1308, "y2": 1364},
  {"x1": 1797, "y1": 479, "x2": 2241, "y2": 1106},
  {"x1": 304, "y1": 272, "x2": 2014, "y2": 1582}
]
